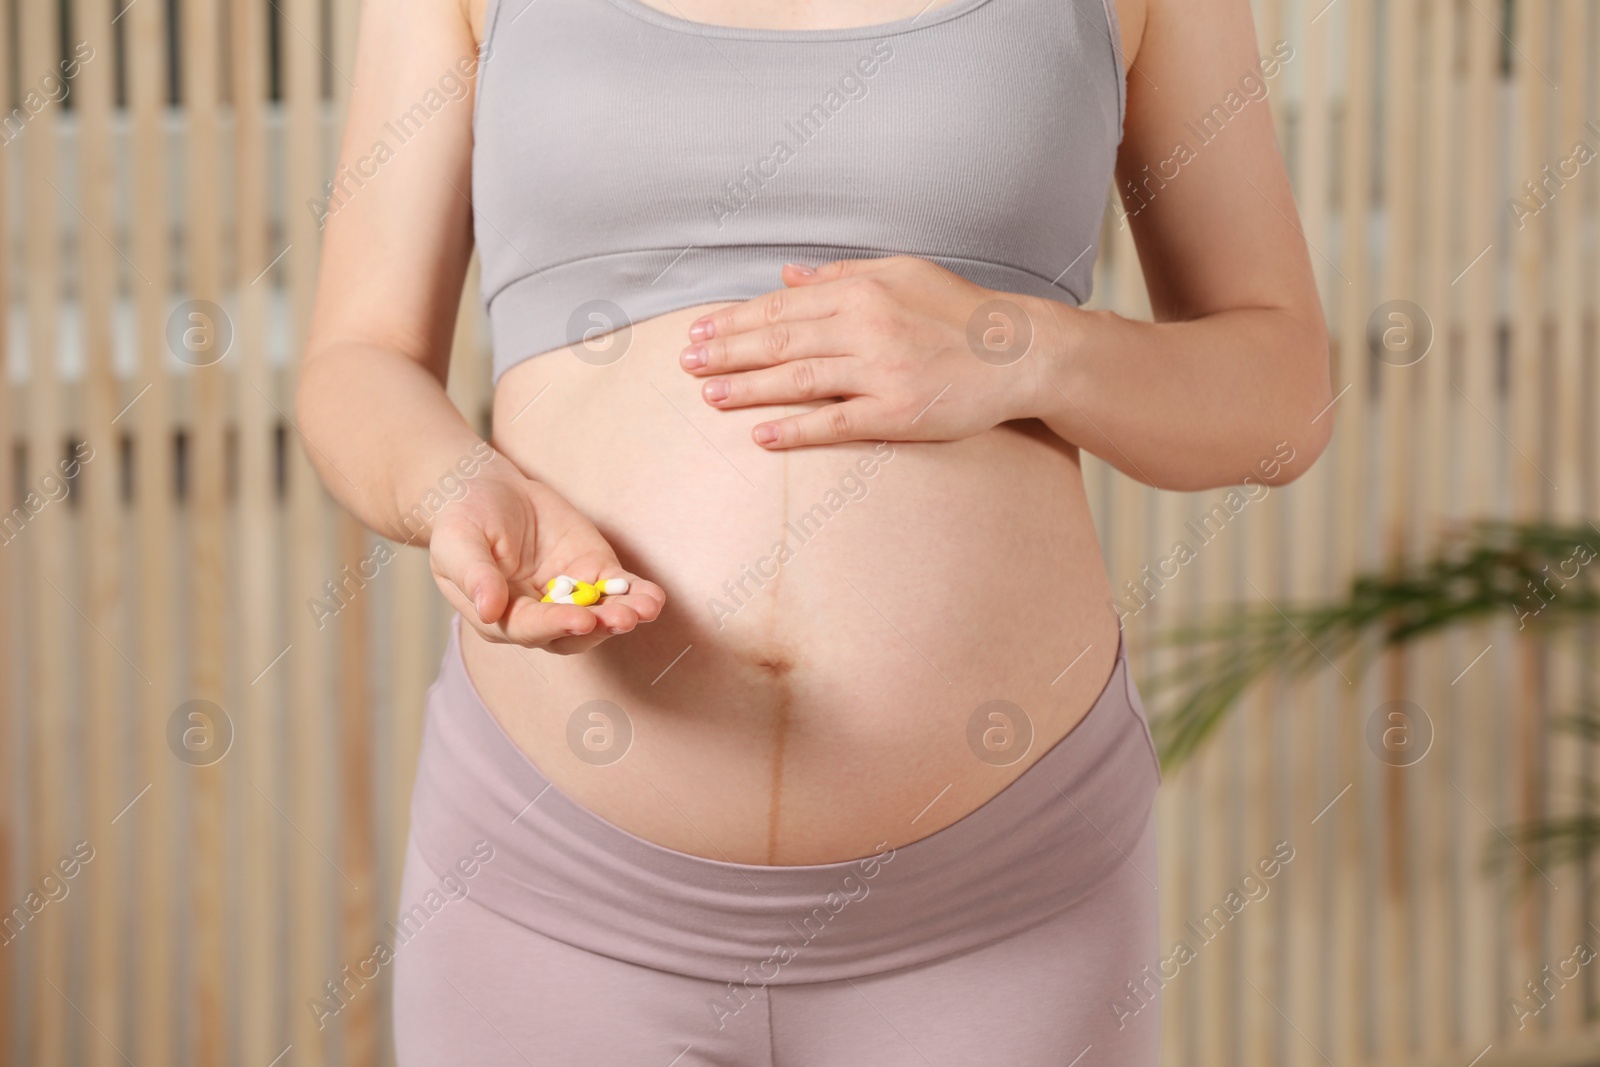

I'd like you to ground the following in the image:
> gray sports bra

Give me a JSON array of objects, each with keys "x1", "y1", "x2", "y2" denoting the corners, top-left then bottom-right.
[{"x1": 473, "y1": 0, "x2": 1126, "y2": 381}]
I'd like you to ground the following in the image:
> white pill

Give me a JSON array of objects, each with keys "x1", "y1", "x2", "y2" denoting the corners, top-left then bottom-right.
[
  {"x1": 550, "y1": 575, "x2": 577, "y2": 596},
  {"x1": 601, "y1": 578, "x2": 630, "y2": 595},
  {"x1": 551, "y1": 593, "x2": 576, "y2": 605}
]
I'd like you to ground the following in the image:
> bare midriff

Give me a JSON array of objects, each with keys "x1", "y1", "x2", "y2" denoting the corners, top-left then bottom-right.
[{"x1": 462, "y1": 303, "x2": 1122, "y2": 865}]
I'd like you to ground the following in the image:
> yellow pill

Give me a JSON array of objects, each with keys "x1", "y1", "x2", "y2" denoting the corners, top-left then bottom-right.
[
  {"x1": 541, "y1": 593, "x2": 553, "y2": 603},
  {"x1": 571, "y1": 582, "x2": 601, "y2": 607}
]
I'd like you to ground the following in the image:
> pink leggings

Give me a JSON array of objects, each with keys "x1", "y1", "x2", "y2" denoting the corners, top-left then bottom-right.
[{"x1": 393, "y1": 622, "x2": 1163, "y2": 1066}]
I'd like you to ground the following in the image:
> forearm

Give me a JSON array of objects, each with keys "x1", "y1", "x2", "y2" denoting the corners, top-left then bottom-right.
[
  {"x1": 1025, "y1": 300, "x2": 1333, "y2": 491},
  {"x1": 295, "y1": 344, "x2": 513, "y2": 546}
]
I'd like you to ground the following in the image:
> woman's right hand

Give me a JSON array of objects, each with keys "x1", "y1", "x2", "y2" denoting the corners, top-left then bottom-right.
[{"x1": 427, "y1": 465, "x2": 666, "y2": 654}]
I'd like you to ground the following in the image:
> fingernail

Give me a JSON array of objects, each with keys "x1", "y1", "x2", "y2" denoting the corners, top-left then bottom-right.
[
  {"x1": 753, "y1": 424, "x2": 778, "y2": 445},
  {"x1": 689, "y1": 318, "x2": 715, "y2": 341},
  {"x1": 609, "y1": 627, "x2": 626, "y2": 635},
  {"x1": 567, "y1": 629, "x2": 587, "y2": 637},
  {"x1": 785, "y1": 262, "x2": 816, "y2": 276},
  {"x1": 703, "y1": 379, "x2": 729, "y2": 402},
  {"x1": 680, "y1": 345, "x2": 707, "y2": 369}
]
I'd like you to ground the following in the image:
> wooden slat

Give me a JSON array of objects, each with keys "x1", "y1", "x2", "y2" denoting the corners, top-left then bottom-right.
[
  {"x1": 1507, "y1": 0, "x2": 1549, "y2": 1037},
  {"x1": 180, "y1": 0, "x2": 229, "y2": 1054},
  {"x1": 1330, "y1": 0, "x2": 1377, "y2": 1058},
  {"x1": 1549, "y1": 5, "x2": 1586, "y2": 519},
  {"x1": 1153, "y1": 486, "x2": 1197, "y2": 1067},
  {"x1": 1591, "y1": 0, "x2": 1600, "y2": 531},
  {"x1": 1585, "y1": 2, "x2": 1600, "y2": 1039},
  {"x1": 73, "y1": 0, "x2": 124, "y2": 1060},
  {"x1": 232, "y1": 0, "x2": 284, "y2": 1055},
  {"x1": 1413, "y1": 0, "x2": 1455, "y2": 1052},
  {"x1": 336, "y1": 511, "x2": 379, "y2": 1067},
  {"x1": 1454, "y1": 0, "x2": 1501, "y2": 1045},
  {"x1": 1545, "y1": 0, "x2": 1588, "y2": 1037},
  {"x1": 284, "y1": 0, "x2": 335, "y2": 1057},
  {"x1": 1377, "y1": 0, "x2": 1421, "y2": 1052},
  {"x1": 1286, "y1": 2, "x2": 1334, "y2": 1061},
  {"x1": 1507, "y1": 0, "x2": 1549, "y2": 526},
  {"x1": 1152, "y1": 571, "x2": 1189, "y2": 1067},
  {"x1": 1197, "y1": 501, "x2": 1240, "y2": 1063},
  {"x1": 0, "y1": 0, "x2": 14, "y2": 1056},
  {"x1": 126, "y1": 0, "x2": 180, "y2": 1055},
  {"x1": 20, "y1": 0, "x2": 69, "y2": 1057},
  {"x1": 1177, "y1": 511, "x2": 1207, "y2": 1067},
  {"x1": 1239, "y1": 498, "x2": 1282, "y2": 1066}
]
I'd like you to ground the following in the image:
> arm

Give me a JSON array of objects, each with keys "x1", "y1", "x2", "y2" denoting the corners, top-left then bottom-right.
[
  {"x1": 296, "y1": 0, "x2": 663, "y2": 649},
  {"x1": 1029, "y1": 0, "x2": 1331, "y2": 489},
  {"x1": 675, "y1": 0, "x2": 1332, "y2": 492},
  {"x1": 297, "y1": 0, "x2": 483, "y2": 531}
]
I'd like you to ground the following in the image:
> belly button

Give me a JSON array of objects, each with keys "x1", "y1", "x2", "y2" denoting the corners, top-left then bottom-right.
[{"x1": 748, "y1": 645, "x2": 797, "y2": 676}]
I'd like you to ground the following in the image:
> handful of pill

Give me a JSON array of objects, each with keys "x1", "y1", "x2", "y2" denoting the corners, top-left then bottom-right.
[{"x1": 542, "y1": 574, "x2": 630, "y2": 605}]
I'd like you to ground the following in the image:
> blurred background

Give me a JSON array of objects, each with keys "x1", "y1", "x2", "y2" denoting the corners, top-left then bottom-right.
[{"x1": 1, "y1": 0, "x2": 1598, "y2": 1063}]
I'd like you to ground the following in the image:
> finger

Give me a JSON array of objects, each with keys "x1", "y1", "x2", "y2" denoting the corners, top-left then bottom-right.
[
  {"x1": 752, "y1": 399, "x2": 885, "y2": 449},
  {"x1": 533, "y1": 594, "x2": 639, "y2": 654},
  {"x1": 592, "y1": 578, "x2": 667, "y2": 632},
  {"x1": 682, "y1": 319, "x2": 845, "y2": 376},
  {"x1": 543, "y1": 630, "x2": 616, "y2": 656},
  {"x1": 430, "y1": 520, "x2": 510, "y2": 624},
  {"x1": 497, "y1": 594, "x2": 605, "y2": 647},
  {"x1": 607, "y1": 575, "x2": 667, "y2": 619},
  {"x1": 587, "y1": 601, "x2": 640, "y2": 636},
  {"x1": 702, "y1": 358, "x2": 853, "y2": 410},
  {"x1": 686, "y1": 281, "x2": 843, "y2": 342},
  {"x1": 803, "y1": 255, "x2": 908, "y2": 283}
]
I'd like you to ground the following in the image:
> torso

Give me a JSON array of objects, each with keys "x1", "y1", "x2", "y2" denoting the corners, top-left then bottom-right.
[{"x1": 459, "y1": 0, "x2": 1141, "y2": 866}]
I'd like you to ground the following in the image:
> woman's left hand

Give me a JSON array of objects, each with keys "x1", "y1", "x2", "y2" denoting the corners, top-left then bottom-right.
[{"x1": 679, "y1": 256, "x2": 1053, "y2": 449}]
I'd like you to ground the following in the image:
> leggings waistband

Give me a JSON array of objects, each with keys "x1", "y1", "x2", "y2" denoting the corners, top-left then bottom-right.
[{"x1": 408, "y1": 620, "x2": 1161, "y2": 985}]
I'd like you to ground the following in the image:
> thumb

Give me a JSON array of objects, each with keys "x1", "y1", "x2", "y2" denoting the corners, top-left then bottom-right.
[{"x1": 430, "y1": 518, "x2": 509, "y2": 624}]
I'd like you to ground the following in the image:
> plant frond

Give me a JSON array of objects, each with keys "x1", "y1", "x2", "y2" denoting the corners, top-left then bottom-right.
[{"x1": 1148, "y1": 520, "x2": 1600, "y2": 770}]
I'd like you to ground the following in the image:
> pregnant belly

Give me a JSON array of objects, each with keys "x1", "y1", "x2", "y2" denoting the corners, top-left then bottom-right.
[{"x1": 464, "y1": 302, "x2": 1122, "y2": 865}]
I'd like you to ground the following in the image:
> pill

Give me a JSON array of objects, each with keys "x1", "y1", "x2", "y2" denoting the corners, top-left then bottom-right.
[
  {"x1": 546, "y1": 575, "x2": 577, "y2": 597},
  {"x1": 551, "y1": 593, "x2": 577, "y2": 605},
  {"x1": 601, "y1": 577, "x2": 630, "y2": 595},
  {"x1": 571, "y1": 581, "x2": 602, "y2": 607}
]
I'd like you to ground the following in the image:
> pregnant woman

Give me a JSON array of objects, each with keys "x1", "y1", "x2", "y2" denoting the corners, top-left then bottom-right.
[{"x1": 298, "y1": 0, "x2": 1330, "y2": 1058}]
